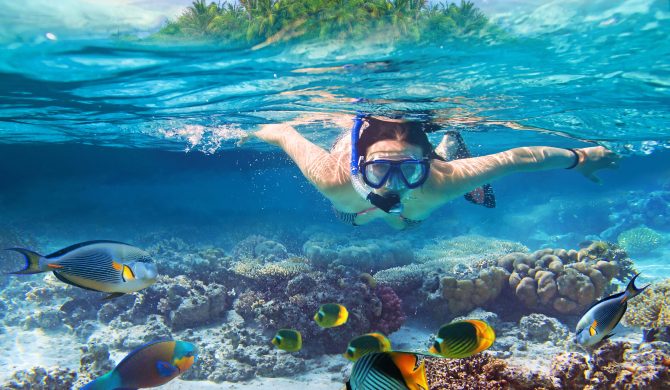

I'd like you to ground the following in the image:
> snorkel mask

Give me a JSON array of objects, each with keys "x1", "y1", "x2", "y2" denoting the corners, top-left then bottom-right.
[{"x1": 350, "y1": 114, "x2": 431, "y2": 214}]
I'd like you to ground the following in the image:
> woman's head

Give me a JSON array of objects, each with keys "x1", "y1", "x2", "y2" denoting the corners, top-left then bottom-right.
[
  {"x1": 357, "y1": 117, "x2": 436, "y2": 160},
  {"x1": 356, "y1": 117, "x2": 436, "y2": 194}
]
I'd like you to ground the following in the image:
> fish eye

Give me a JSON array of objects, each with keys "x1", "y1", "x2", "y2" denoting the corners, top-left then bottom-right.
[
  {"x1": 433, "y1": 342, "x2": 441, "y2": 352},
  {"x1": 185, "y1": 352, "x2": 194, "y2": 357},
  {"x1": 318, "y1": 312, "x2": 324, "y2": 320},
  {"x1": 346, "y1": 348, "x2": 354, "y2": 356}
]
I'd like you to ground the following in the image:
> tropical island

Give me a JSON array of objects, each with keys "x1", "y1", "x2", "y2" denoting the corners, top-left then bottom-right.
[{"x1": 155, "y1": 0, "x2": 495, "y2": 48}]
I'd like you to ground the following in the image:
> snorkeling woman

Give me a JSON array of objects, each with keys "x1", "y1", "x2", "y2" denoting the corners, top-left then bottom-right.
[{"x1": 246, "y1": 114, "x2": 619, "y2": 230}]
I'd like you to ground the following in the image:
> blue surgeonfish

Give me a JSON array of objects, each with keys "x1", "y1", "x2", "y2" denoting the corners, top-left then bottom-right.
[
  {"x1": 346, "y1": 351, "x2": 428, "y2": 390},
  {"x1": 575, "y1": 273, "x2": 649, "y2": 346},
  {"x1": 6, "y1": 240, "x2": 157, "y2": 299},
  {"x1": 82, "y1": 340, "x2": 197, "y2": 389}
]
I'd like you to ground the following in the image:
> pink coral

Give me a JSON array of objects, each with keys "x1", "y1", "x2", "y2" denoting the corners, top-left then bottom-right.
[{"x1": 372, "y1": 286, "x2": 406, "y2": 335}]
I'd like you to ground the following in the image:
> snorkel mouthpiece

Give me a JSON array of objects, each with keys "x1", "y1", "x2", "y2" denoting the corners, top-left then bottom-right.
[{"x1": 367, "y1": 193, "x2": 403, "y2": 214}]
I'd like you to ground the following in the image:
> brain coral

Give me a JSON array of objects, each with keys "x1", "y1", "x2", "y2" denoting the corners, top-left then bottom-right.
[
  {"x1": 622, "y1": 278, "x2": 670, "y2": 329},
  {"x1": 497, "y1": 242, "x2": 635, "y2": 315}
]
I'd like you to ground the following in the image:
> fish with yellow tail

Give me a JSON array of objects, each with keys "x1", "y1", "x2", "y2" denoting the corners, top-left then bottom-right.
[
  {"x1": 575, "y1": 273, "x2": 649, "y2": 346},
  {"x1": 82, "y1": 340, "x2": 197, "y2": 389},
  {"x1": 345, "y1": 351, "x2": 428, "y2": 390},
  {"x1": 6, "y1": 240, "x2": 157, "y2": 299},
  {"x1": 314, "y1": 303, "x2": 348, "y2": 328},
  {"x1": 344, "y1": 332, "x2": 392, "y2": 362},
  {"x1": 428, "y1": 319, "x2": 496, "y2": 358},
  {"x1": 272, "y1": 329, "x2": 302, "y2": 352}
]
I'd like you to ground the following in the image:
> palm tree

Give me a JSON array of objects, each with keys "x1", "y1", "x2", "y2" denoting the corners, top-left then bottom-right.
[{"x1": 179, "y1": 0, "x2": 222, "y2": 36}]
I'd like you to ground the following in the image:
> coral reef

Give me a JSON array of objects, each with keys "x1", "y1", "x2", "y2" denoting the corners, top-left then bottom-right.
[
  {"x1": 1, "y1": 367, "x2": 78, "y2": 390},
  {"x1": 622, "y1": 278, "x2": 670, "y2": 339},
  {"x1": 371, "y1": 286, "x2": 406, "y2": 335},
  {"x1": 425, "y1": 353, "x2": 555, "y2": 389},
  {"x1": 551, "y1": 341, "x2": 670, "y2": 389},
  {"x1": 550, "y1": 352, "x2": 589, "y2": 389},
  {"x1": 303, "y1": 235, "x2": 415, "y2": 272},
  {"x1": 72, "y1": 343, "x2": 116, "y2": 388},
  {"x1": 179, "y1": 316, "x2": 307, "y2": 383},
  {"x1": 231, "y1": 235, "x2": 290, "y2": 262},
  {"x1": 617, "y1": 225, "x2": 665, "y2": 255},
  {"x1": 437, "y1": 266, "x2": 509, "y2": 315},
  {"x1": 518, "y1": 313, "x2": 569, "y2": 345},
  {"x1": 497, "y1": 242, "x2": 635, "y2": 315},
  {"x1": 233, "y1": 268, "x2": 406, "y2": 355},
  {"x1": 373, "y1": 236, "x2": 526, "y2": 317},
  {"x1": 99, "y1": 275, "x2": 230, "y2": 333}
]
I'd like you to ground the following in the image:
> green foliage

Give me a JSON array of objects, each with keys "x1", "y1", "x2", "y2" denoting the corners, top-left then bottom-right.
[{"x1": 154, "y1": 0, "x2": 494, "y2": 46}]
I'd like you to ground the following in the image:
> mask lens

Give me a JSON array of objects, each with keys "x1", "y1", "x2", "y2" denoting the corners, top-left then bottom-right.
[
  {"x1": 400, "y1": 161, "x2": 427, "y2": 186},
  {"x1": 364, "y1": 162, "x2": 391, "y2": 187}
]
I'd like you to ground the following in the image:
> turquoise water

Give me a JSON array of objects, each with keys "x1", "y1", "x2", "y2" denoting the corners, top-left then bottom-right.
[{"x1": 1, "y1": 0, "x2": 670, "y2": 389}]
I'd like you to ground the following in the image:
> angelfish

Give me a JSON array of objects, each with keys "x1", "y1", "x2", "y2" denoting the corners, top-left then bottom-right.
[
  {"x1": 82, "y1": 340, "x2": 197, "y2": 390},
  {"x1": 6, "y1": 240, "x2": 157, "y2": 299},
  {"x1": 575, "y1": 273, "x2": 648, "y2": 346}
]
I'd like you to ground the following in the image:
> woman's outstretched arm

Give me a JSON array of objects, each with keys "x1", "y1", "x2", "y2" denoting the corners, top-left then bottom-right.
[
  {"x1": 250, "y1": 124, "x2": 350, "y2": 196},
  {"x1": 426, "y1": 146, "x2": 620, "y2": 201}
]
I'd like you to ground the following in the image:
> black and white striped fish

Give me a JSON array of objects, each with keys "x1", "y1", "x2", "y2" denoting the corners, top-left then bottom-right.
[
  {"x1": 7, "y1": 240, "x2": 157, "y2": 299},
  {"x1": 345, "y1": 351, "x2": 428, "y2": 390},
  {"x1": 575, "y1": 273, "x2": 648, "y2": 346}
]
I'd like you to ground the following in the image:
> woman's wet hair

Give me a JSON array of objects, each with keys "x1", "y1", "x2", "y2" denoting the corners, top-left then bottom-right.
[{"x1": 357, "y1": 116, "x2": 443, "y2": 160}]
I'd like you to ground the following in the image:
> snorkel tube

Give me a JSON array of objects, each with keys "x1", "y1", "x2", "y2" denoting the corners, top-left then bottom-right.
[{"x1": 350, "y1": 113, "x2": 403, "y2": 214}]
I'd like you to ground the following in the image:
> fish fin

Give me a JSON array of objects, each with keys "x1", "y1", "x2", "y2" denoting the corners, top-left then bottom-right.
[
  {"x1": 5, "y1": 248, "x2": 45, "y2": 274},
  {"x1": 103, "y1": 292, "x2": 125, "y2": 300},
  {"x1": 625, "y1": 273, "x2": 649, "y2": 299},
  {"x1": 156, "y1": 360, "x2": 178, "y2": 377},
  {"x1": 602, "y1": 333, "x2": 615, "y2": 341},
  {"x1": 44, "y1": 240, "x2": 130, "y2": 259},
  {"x1": 52, "y1": 271, "x2": 101, "y2": 292},
  {"x1": 409, "y1": 358, "x2": 428, "y2": 390}
]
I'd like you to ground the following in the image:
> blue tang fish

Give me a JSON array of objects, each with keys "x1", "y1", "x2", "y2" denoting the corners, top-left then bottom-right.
[
  {"x1": 575, "y1": 273, "x2": 648, "y2": 346},
  {"x1": 7, "y1": 240, "x2": 157, "y2": 299},
  {"x1": 83, "y1": 340, "x2": 198, "y2": 390}
]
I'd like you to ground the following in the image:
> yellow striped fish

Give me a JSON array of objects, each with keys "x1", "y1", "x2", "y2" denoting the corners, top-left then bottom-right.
[
  {"x1": 428, "y1": 319, "x2": 496, "y2": 358},
  {"x1": 344, "y1": 332, "x2": 392, "y2": 362},
  {"x1": 7, "y1": 240, "x2": 157, "y2": 299}
]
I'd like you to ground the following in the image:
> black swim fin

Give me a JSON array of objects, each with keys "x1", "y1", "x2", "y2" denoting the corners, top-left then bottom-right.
[{"x1": 442, "y1": 131, "x2": 497, "y2": 208}]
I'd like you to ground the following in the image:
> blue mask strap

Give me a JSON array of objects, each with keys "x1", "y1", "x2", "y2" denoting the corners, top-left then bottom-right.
[{"x1": 350, "y1": 112, "x2": 368, "y2": 175}]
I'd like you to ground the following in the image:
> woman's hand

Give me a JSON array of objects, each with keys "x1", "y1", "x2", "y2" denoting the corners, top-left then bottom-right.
[
  {"x1": 236, "y1": 123, "x2": 292, "y2": 147},
  {"x1": 575, "y1": 146, "x2": 620, "y2": 183}
]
